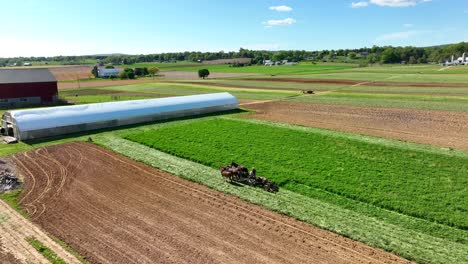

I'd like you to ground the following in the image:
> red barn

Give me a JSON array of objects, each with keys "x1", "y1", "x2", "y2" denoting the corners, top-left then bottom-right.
[{"x1": 0, "y1": 68, "x2": 58, "y2": 107}]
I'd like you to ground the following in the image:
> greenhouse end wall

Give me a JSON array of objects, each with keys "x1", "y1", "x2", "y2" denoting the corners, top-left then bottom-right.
[{"x1": 2, "y1": 93, "x2": 238, "y2": 141}]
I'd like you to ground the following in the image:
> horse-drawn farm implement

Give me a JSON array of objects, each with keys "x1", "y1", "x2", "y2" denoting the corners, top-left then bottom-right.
[{"x1": 220, "y1": 162, "x2": 278, "y2": 193}]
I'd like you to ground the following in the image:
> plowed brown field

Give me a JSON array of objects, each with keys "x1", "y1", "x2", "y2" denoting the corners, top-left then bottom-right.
[
  {"x1": 243, "y1": 101, "x2": 468, "y2": 150},
  {"x1": 13, "y1": 142, "x2": 410, "y2": 264}
]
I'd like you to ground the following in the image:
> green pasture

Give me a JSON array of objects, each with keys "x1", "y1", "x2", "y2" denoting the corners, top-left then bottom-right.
[{"x1": 162, "y1": 63, "x2": 356, "y2": 75}]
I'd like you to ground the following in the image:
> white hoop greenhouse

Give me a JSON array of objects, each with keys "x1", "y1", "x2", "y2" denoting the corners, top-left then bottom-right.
[{"x1": 1, "y1": 92, "x2": 238, "y2": 141}]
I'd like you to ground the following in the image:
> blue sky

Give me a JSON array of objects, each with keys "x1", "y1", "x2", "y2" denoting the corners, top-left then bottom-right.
[{"x1": 1, "y1": 0, "x2": 467, "y2": 57}]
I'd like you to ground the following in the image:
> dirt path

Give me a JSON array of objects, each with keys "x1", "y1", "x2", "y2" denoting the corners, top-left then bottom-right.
[
  {"x1": 13, "y1": 142, "x2": 411, "y2": 264},
  {"x1": 242, "y1": 101, "x2": 468, "y2": 150},
  {"x1": 0, "y1": 199, "x2": 81, "y2": 264}
]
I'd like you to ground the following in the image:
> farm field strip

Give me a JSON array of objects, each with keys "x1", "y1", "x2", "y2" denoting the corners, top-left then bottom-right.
[
  {"x1": 0, "y1": 111, "x2": 466, "y2": 263},
  {"x1": 160, "y1": 63, "x2": 355, "y2": 75},
  {"x1": 288, "y1": 92, "x2": 468, "y2": 112},
  {"x1": 124, "y1": 119, "x2": 468, "y2": 230},
  {"x1": 240, "y1": 101, "x2": 468, "y2": 150},
  {"x1": 11, "y1": 142, "x2": 411, "y2": 264},
  {"x1": 179, "y1": 79, "x2": 468, "y2": 95},
  {"x1": 60, "y1": 82, "x2": 298, "y2": 102},
  {"x1": 96, "y1": 135, "x2": 468, "y2": 264},
  {"x1": 57, "y1": 80, "x2": 468, "y2": 112},
  {"x1": 275, "y1": 72, "x2": 468, "y2": 84}
]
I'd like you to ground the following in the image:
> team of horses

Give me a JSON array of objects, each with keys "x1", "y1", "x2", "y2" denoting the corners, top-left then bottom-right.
[{"x1": 220, "y1": 162, "x2": 279, "y2": 193}]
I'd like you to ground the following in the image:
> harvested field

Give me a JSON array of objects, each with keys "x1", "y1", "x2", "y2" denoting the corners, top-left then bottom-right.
[
  {"x1": 245, "y1": 77, "x2": 468, "y2": 88},
  {"x1": 243, "y1": 101, "x2": 468, "y2": 150},
  {"x1": 161, "y1": 71, "x2": 256, "y2": 79},
  {"x1": 0, "y1": 199, "x2": 80, "y2": 264},
  {"x1": 0, "y1": 240, "x2": 21, "y2": 264},
  {"x1": 13, "y1": 142, "x2": 410, "y2": 264},
  {"x1": 49, "y1": 66, "x2": 93, "y2": 81}
]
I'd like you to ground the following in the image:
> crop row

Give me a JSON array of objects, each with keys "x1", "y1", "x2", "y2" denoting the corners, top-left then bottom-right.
[{"x1": 125, "y1": 118, "x2": 468, "y2": 230}]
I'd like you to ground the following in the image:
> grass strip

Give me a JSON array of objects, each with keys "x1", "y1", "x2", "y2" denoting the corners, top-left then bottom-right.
[{"x1": 26, "y1": 237, "x2": 67, "y2": 264}]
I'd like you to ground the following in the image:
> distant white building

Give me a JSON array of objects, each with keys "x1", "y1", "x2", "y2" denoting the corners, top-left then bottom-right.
[
  {"x1": 264, "y1": 60, "x2": 273, "y2": 66},
  {"x1": 442, "y1": 52, "x2": 468, "y2": 66},
  {"x1": 98, "y1": 68, "x2": 121, "y2": 78}
]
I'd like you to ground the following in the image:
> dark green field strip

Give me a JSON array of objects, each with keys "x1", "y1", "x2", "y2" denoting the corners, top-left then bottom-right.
[
  {"x1": 27, "y1": 238, "x2": 67, "y2": 264},
  {"x1": 125, "y1": 118, "x2": 468, "y2": 230}
]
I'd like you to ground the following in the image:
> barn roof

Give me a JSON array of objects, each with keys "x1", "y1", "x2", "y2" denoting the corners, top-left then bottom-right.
[{"x1": 0, "y1": 69, "x2": 56, "y2": 84}]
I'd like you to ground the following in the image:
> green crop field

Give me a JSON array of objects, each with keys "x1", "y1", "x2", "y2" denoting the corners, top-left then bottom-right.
[
  {"x1": 162, "y1": 63, "x2": 356, "y2": 75},
  {"x1": 125, "y1": 118, "x2": 468, "y2": 230}
]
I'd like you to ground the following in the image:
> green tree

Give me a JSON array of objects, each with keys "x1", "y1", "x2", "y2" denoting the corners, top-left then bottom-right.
[
  {"x1": 348, "y1": 52, "x2": 357, "y2": 59},
  {"x1": 148, "y1": 67, "x2": 160, "y2": 79},
  {"x1": 408, "y1": 56, "x2": 417, "y2": 64},
  {"x1": 198, "y1": 69, "x2": 210, "y2": 79},
  {"x1": 119, "y1": 68, "x2": 135, "y2": 79},
  {"x1": 381, "y1": 48, "x2": 398, "y2": 63}
]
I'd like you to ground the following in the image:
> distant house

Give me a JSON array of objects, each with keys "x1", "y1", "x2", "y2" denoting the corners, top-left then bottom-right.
[
  {"x1": 264, "y1": 60, "x2": 273, "y2": 66},
  {"x1": 0, "y1": 68, "x2": 58, "y2": 107},
  {"x1": 98, "y1": 68, "x2": 121, "y2": 78}
]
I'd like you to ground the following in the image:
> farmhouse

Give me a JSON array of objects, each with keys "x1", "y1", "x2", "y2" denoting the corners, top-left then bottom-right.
[
  {"x1": 0, "y1": 69, "x2": 58, "y2": 108},
  {"x1": 1, "y1": 93, "x2": 238, "y2": 141},
  {"x1": 98, "y1": 68, "x2": 121, "y2": 78}
]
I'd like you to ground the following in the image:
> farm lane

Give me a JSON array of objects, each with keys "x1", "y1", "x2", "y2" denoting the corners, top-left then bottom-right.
[{"x1": 13, "y1": 142, "x2": 411, "y2": 264}]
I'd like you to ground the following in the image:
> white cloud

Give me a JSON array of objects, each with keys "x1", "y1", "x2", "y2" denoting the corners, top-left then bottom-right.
[
  {"x1": 269, "y1": 5, "x2": 293, "y2": 12},
  {"x1": 351, "y1": 2, "x2": 369, "y2": 8},
  {"x1": 351, "y1": 0, "x2": 431, "y2": 8},
  {"x1": 262, "y1": 18, "x2": 296, "y2": 27},
  {"x1": 403, "y1": 23, "x2": 414, "y2": 28}
]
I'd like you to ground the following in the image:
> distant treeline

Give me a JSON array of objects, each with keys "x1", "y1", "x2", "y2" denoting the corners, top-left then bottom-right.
[{"x1": 2, "y1": 42, "x2": 468, "y2": 66}]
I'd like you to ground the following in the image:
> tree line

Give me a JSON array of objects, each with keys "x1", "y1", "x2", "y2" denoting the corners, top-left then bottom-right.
[{"x1": 1, "y1": 42, "x2": 468, "y2": 66}]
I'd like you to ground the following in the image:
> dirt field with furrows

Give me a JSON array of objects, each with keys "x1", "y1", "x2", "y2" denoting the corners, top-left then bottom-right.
[
  {"x1": 243, "y1": 101, "x2": 468, "y2": 150},
  {"x1": 49, "y1": 66, "x2": 93, "y2": 81},
  {"x1": 13, "y1": 142, "x2": 410, "y2": 264}
]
